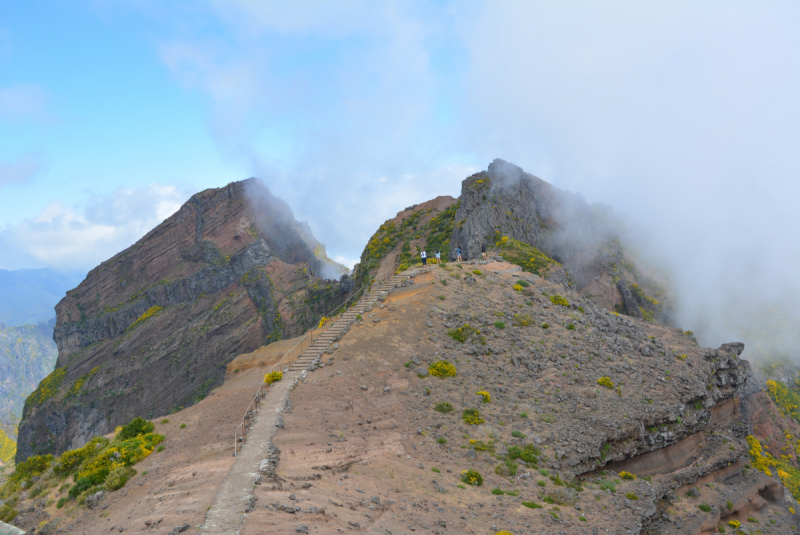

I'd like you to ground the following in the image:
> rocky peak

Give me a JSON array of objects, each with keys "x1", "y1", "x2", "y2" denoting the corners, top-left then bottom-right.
[{"x1": 17, "y1": 179, "x2": 350, "y2": 462}]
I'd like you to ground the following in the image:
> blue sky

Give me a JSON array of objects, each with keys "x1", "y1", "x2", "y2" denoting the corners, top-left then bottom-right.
[{"x1": 1, "y1": 1, "x2": 800, "y2": 346}]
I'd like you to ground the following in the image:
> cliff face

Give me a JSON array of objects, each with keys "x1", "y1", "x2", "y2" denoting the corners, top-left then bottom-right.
[
  {"x1": 16, "y1": 179, "x2": 349, "y2": 462},
  {"x1": 450, "y1": 159, "x2": 670, "y2": 321}
]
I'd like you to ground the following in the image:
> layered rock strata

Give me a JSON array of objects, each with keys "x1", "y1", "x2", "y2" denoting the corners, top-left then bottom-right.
[{"x1": 17, "y1": 179, "x2": 350, "y2": 462}]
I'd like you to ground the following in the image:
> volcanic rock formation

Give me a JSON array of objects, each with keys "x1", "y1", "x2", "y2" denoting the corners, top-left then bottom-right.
[{"x1": 16, "y1": 179, "x2": 350, "y2": 462}]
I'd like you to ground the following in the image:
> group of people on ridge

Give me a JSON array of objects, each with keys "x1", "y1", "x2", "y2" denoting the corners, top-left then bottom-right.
[{"x1": 419, "y1": 243, "x2": 486, "y2": 266}]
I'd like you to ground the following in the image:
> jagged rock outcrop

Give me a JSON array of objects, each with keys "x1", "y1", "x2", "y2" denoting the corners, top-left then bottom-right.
[
  {"x1": 450, "y1": 159, "x2": 670, "y2": 321},
  {"x1": 16, "y1": 179, "x2": 350, "y2": 462}
]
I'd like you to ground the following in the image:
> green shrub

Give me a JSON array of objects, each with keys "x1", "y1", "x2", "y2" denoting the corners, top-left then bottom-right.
[
  {"x1": 522, "y1": 501, "x2": 542, "y2": 509},
  {"x1": 519, "y1": 412, "x2": 528, "y2": 418},
  {"x1": 566, "y1": 323, "x2": 575, "y2": 330},
  {"x1": 491, "y1": 488, "x2": 504, "y2": 495},
  {"x1": 0, "y1": 504, "x2": 17, "y2": 522},
  {"x1": 437, "y1": 436, "x2": 447, "y2": 444},
  {"x1": 540, "y1": 413, "x2": 556, "y2": 424},
  {"x1": 105, "y1": 466, "x2": 137, "y2": 491},
  {"x1": 56, "y1": 497, "x2": 68, "y2": 509},
  {"x1": 511, "y1": 430, "x2": 524, "y2": 438},
  {"x1": 117, "y1": 417, "x2": 155, "y2": 440},
  {"x1": 460, "y1": 469, "x2": 483, "y2": 486},
  {"x1": 69, "y1": 477, "x2": 94, "y2": 499},
  {"x1": 447, "y1": 324, "x2": 480, "y2": 343},
  {"x1": 434, "y1": 402, "x2": 454, "y2": 413},
  {"x1": 600, "y1": 480, "x2": 616, "y2": 492},
  {"x1": 541, "y1": 323, "x2": 549, "y2": 329},
  {"x1": 544, "y1": 489, "x2": 577, "y2": 506},
  {"x1": 516, "y1": 280, "x2": 530, "y2": 288},
  {"x1": 699, "y1": 504, "x2": 712, "y2": 512},
  {"x1": 625, "y1": 492, "x2": 639, "y2": 500},
  {"x1": 537, "y1": 480, "x2": 546, "y2": 487},
  {"x1": 462, "y1": 408, "x2": 485, "y2": 425},
  {"x1": 493, "y1": 321, "x2": 506, "y2": 329},
  {"x1": 180, "y1": 423, "x2": 187, "y2": 429},
  {"x1": 512, "y1": 314, "x2": 533, "y2": 327}
]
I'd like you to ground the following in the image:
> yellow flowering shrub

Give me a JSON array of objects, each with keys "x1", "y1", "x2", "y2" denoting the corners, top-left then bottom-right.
[
  {"x1": 495, "y1": 531, "x2": 514, "y2": 535},
  {"x1": 67, "y1": 367, "x2": 101, "y2": 398},
  {"x1": 264, "y1": 371, "x2": 283, "y2": 384},
  {"x1": 460, "y1": 469, "x2": 483, "y2": 486},
  {"x1": 619, "y1": 471, "x2": 636, "y2": 480},
  {"x1": 512, "y1": 314, "x2": 533, "y2": 326},
  {"x1": 766, "y1": 380, "x2": 800, "y2": 424},
  {"x1": 550, "y1": 295, "x2": 570, "y2": 307},
  {"x1": 597, "y1": 377, "x2": 614, "y2": 389},
  {"x1": 447, "y1": 324, "x2": 480, "y2": 343},
  {"x1": 728, "y1": 520, "x2": 740, "y2": 528},
  {"x1": 747, "y1": 435, "x2": 774, "y2": 476},
  {"x1": 0, "y1": 427, "x2": 15, "y2": 464},
  {"x1": 429, "y1": 361, "x2": 457, "y2": 378},
  {"x1": 54, "y1": 437, "x2": 108, "y2": 475},
  {"x1": 26, "y1": 367, "x2": 66, "y2": 406},
  {"x1": 469, "y1": 439, "x2": 495, "y2": 453},
  {"x1": 462, "y1": 408, "x2": 485, "y2": 425},
  {"x1": 128, "y1": 306, "x2": 163, "y2": 331},
  {"x1": 476, "y1": 391, "x2": 491, "y2": 403},
  {"x1": 76, "y1": 432, "x2": 163, "y2": 484},
  {"x1": 319, "y1": 316, "x2": 329, "y2": 329},
  {"x1": 513, "y1": 284, "x2": 523, "y2": 292}
]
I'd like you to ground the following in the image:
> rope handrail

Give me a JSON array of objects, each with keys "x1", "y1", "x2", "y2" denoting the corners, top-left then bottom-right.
[{"x1": 232, "y1": 276, "x2": 375, "y2": 456}]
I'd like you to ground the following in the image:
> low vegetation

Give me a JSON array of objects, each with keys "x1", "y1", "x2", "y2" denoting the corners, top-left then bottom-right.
[
  {"x1": 429, "y1": 361, "x2": 457, "y2": 378},
  {"x1": 0, "y1": 417, "x2": 164, "y2": 521}
]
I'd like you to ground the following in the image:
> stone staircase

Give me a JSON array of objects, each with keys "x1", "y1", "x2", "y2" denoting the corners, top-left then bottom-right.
[
  {"x1": 288, "y1": 267, "x2": 435, "y2": 371},
  {"x1": 198, "y1": 266, "x2": 435, "y2": 534}
]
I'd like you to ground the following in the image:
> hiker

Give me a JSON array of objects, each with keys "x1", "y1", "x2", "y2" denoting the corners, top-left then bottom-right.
[
  {"x1": 421, "y1": 249, "x2": 427, "y2": 266},
  {"x1": 456, "y1": 246, "x2": 462, "y2": 262},
  {"x1": 435, "y1": 250, "x2": 441, "y2": 264},
  {"x1": 481, "y1": 243, "x2": 486, "y2": 260}
]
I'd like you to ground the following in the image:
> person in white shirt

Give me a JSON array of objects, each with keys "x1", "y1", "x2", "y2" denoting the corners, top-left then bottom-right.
[{"x1": 421, "y1": 250, "x2": 427, "y2": 266}]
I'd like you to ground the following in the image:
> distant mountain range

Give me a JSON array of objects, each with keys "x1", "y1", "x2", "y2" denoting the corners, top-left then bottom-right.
[
  {"x1": 0, "y1": 268, "x2": 85, "y2": 327},
  {"x1": 0, "y1": 268, "x2": 84, "y2": 464}
]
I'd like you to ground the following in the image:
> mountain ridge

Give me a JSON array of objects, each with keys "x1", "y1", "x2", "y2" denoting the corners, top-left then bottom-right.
[{"x1": 16, "y1": 179, "x2": 352, "y2": 462}]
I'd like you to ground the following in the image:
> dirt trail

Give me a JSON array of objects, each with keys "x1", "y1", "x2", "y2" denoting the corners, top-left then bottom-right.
[{"x1": 54, "y1": 365, "x2": 268, "y2": 535}]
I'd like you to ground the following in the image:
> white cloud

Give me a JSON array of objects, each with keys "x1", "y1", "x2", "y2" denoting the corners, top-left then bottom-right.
[
  {"x1": 0, "y1": 184, "x2": 187, "y2": 270},
  {"x1": 144, "y1": 1, "x2": 800, "y2": 356},
  {"x1": 333, "y1": 254, "x2": 360, "y2": 270},
  {"x1": 0, "y1": 153, "x2": 43, "y2": 185},
  {"x1": 0, "y1": 83, "x2": 52, "y2": 122},
  {"x1": 454, "y1": 2, "x2": 800, "y2": 352}
]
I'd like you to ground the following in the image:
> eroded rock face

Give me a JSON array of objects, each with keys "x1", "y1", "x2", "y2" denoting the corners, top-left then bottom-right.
[
  {"x1": 450, "y1": 159, "x2": 615, "y2": 286},
  {"x1": 17, "y1": 179, "x2": 349, "y2": 462}
]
